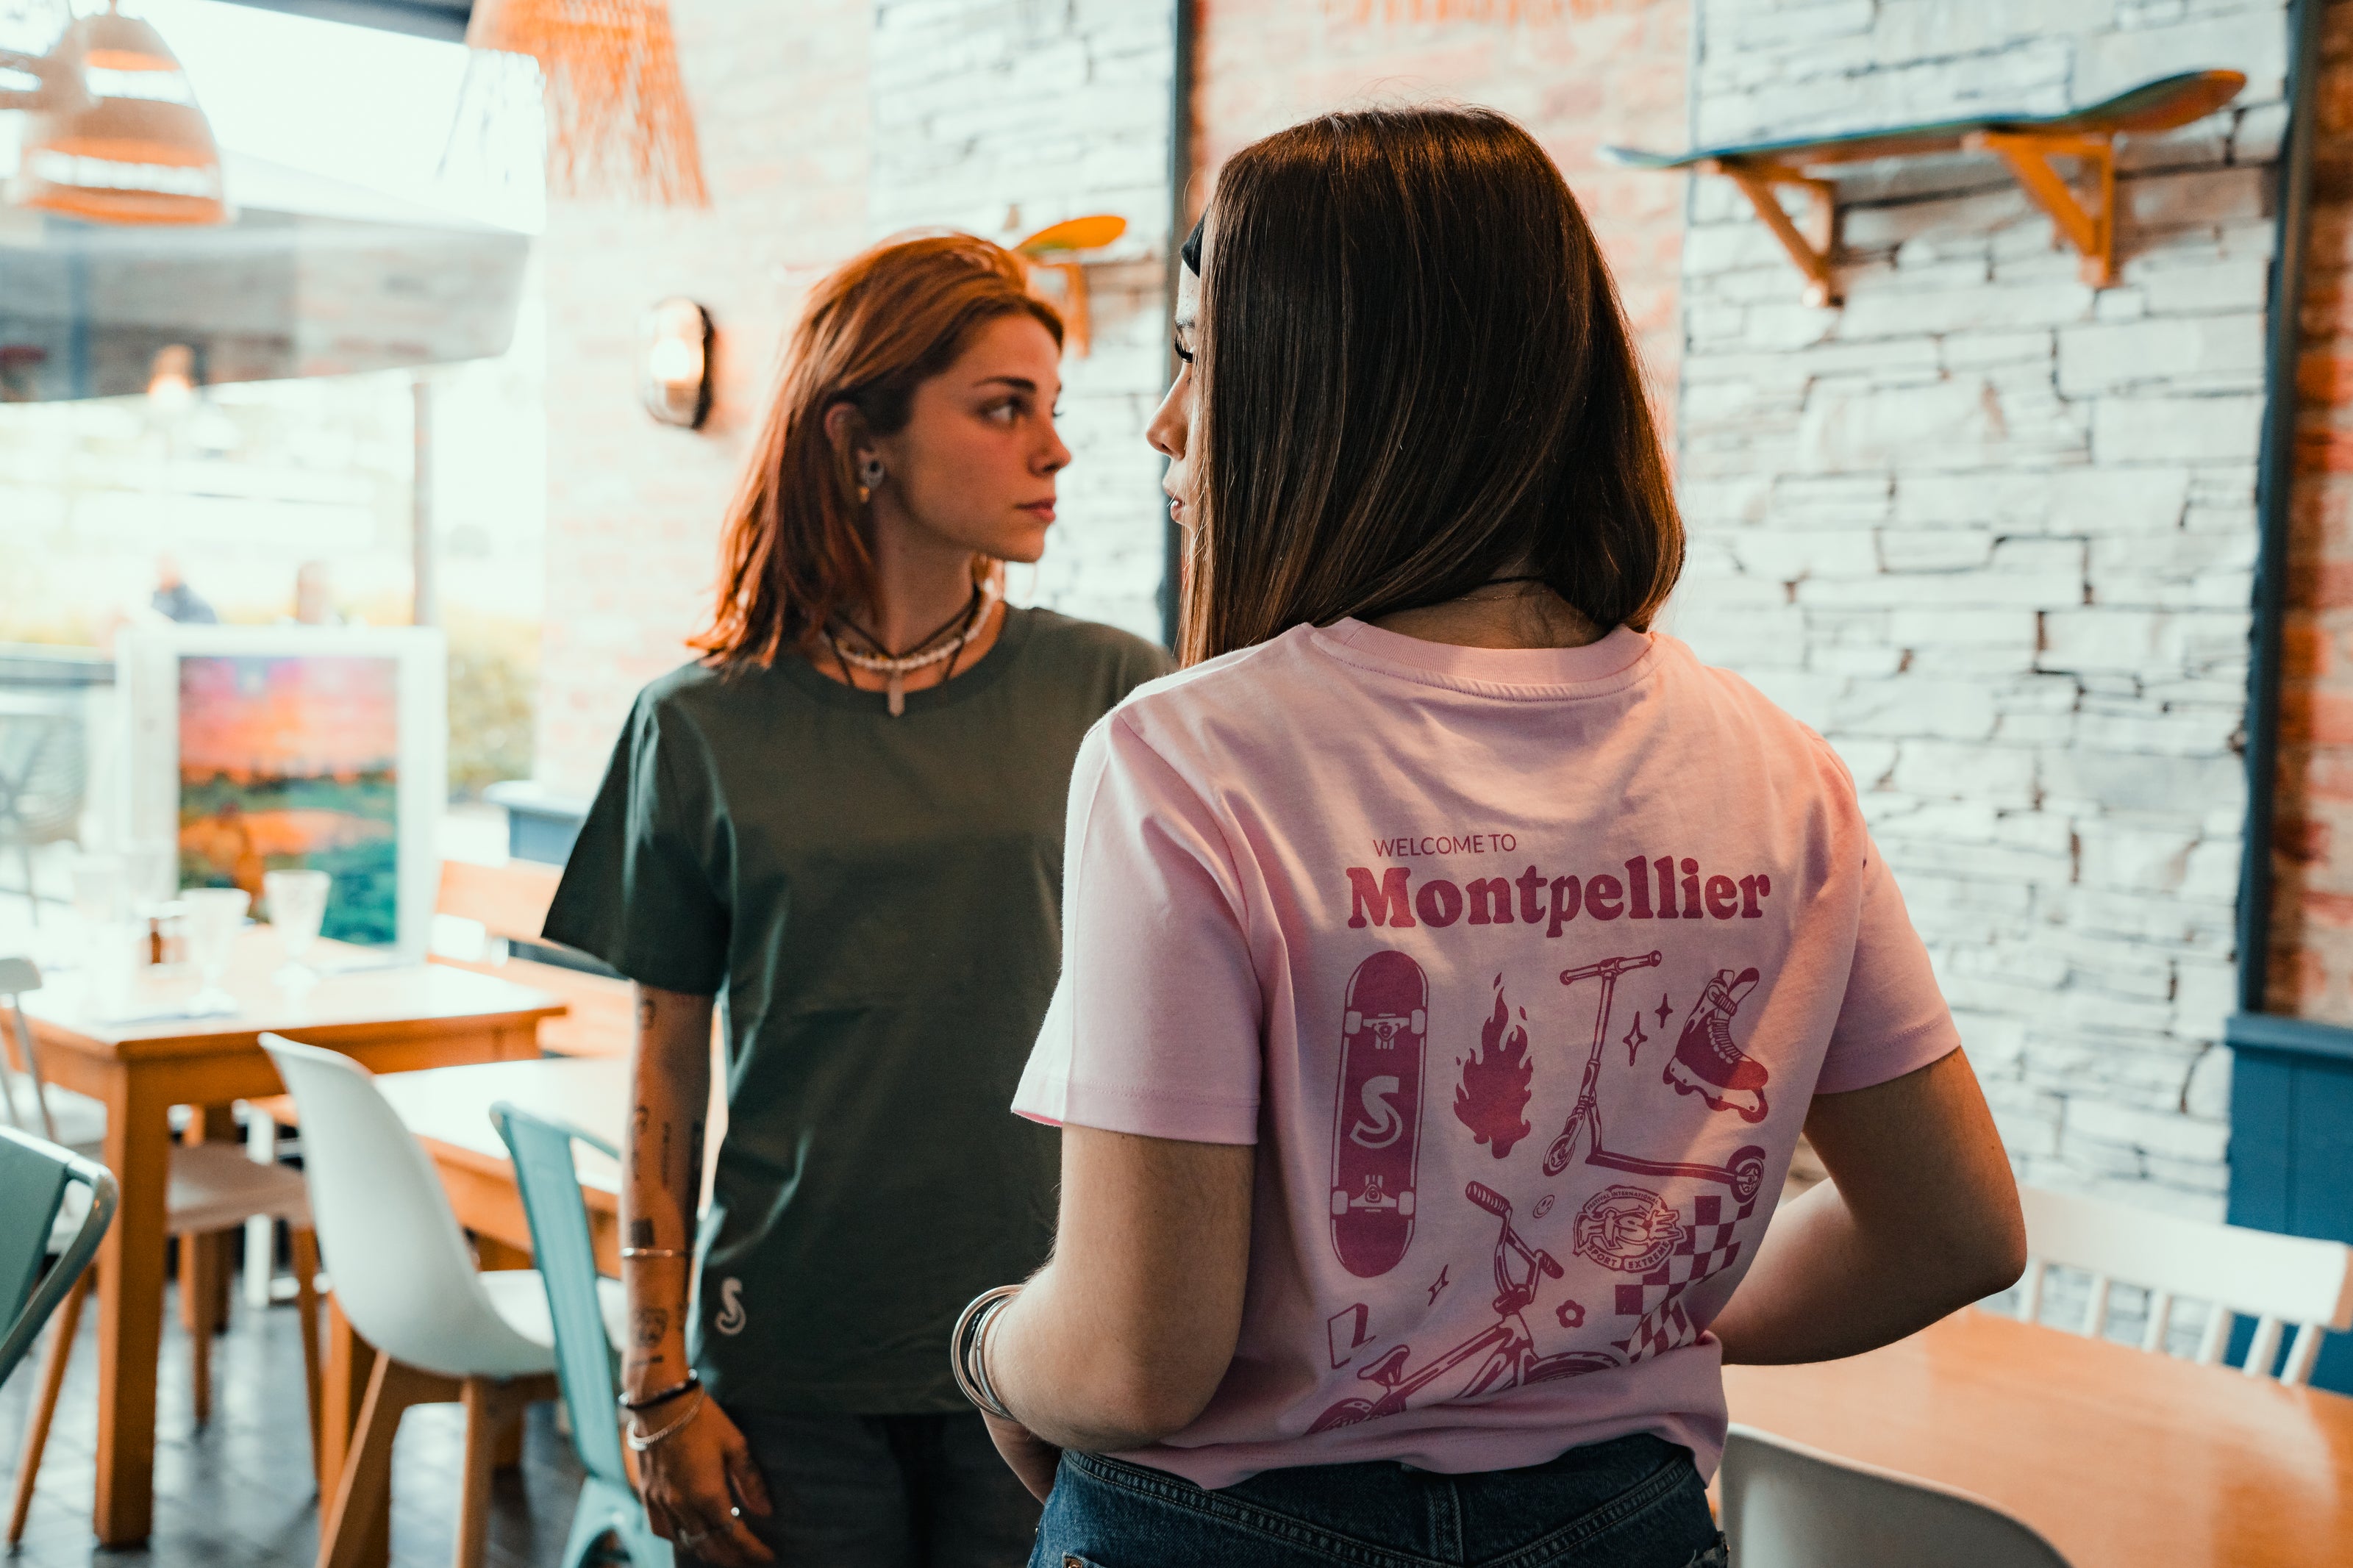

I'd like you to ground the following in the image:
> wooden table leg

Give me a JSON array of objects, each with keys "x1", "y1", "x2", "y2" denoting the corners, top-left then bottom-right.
[
  {"x1": 180, "y1": 1106, "x2": 238, "y2": 1429},
  {"x1": 321, "y1": 1297, "x2": 389, "y2": 1568},
  {"x1": 93, "y1": 1068, "x2": 169, "y2": 1547}
]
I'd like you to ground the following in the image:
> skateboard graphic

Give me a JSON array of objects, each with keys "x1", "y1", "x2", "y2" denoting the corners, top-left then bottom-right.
[
  {"x1": 1665, "y1": 967, "x2": 1768, "y2": 1122},
  {"x1": 1540, "y1": 953, "x2": 1768, "y2": 1205},
  {"x1": 1309, "y1": 1182, "x2": 1618, "y2": 1433},
  {"x1": 1329, "y1": 951, "x2": 1429, "y2": 1278}
]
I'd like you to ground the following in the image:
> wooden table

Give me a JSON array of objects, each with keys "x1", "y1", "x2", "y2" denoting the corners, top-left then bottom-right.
[
  {"x1": 1723, "y1": 1308, "x2": 2353, "y2": 1567},
  {"x1": 21, "y1": 930, "x2": 563, "y2": 1547},
  {"x1": 375, "y1": 1054, "x2": 627, "y2": 1273}
]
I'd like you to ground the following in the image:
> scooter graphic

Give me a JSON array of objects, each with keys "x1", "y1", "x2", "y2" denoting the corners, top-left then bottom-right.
[
  {"x1": 1307, "y1": 1183, "x2": 1615, "y2": 1433},
  {"x1": 1540, "y1": 952, "x2": 1768, "y2": 1205}
]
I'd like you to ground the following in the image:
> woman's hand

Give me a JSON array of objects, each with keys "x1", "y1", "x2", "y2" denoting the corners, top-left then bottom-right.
[
  {"x1": 637, "y1": 1395, "x2": 774, "y2": 1565},
  {"x1": 981, "y1": 1408, "x2": 1063, "y2": 1503}
]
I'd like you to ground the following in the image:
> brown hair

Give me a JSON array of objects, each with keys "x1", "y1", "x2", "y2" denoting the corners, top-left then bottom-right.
[
  {"x1": 1180, "y1": 106, "x2": 1681, "y2": 665},
  {"x1": 695, "y1": 234, "x2": 1063, "y2": 667}
]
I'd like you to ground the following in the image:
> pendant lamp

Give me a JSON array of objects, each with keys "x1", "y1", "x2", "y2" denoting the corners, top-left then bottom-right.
[
  {"x1": 7, "y1": 2, "x2": 225, "y2": 226},
  {"x1": 460, "y1": 0, "x2": 707, "y2": 207}
]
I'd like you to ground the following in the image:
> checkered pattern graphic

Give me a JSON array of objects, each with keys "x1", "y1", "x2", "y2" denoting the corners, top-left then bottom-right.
[{"x1": 1611, "y1": 1192, "x2": 1757, "y2": 1361}]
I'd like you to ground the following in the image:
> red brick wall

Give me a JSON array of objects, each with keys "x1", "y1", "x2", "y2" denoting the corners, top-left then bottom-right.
[
  {"x1": 1191, "y1": 0, "x2": 1689, "y2": 427},
  {"x1": 2276, "y1": 0, "x2": 2353, "y2": 1020},
  {"x1": 536, "y1": 0, "x2": 871, "y2": 795}
]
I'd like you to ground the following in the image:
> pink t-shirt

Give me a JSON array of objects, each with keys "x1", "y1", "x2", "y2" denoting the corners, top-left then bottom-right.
[{"x1": 1013, "y1": 619, "x2": 1960, "y2": 1489}]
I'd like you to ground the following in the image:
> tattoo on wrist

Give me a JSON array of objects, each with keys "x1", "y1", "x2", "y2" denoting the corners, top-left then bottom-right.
[
  {"x1": 632, "y1": 1307, "x2": 670, "y2": 1349},
  {"x1": 638, "y1": 995, "x2": 656, "y2": 1029},
  {"x1": 626, "y1": 1217, "x2": 657, "y2": 1249}
]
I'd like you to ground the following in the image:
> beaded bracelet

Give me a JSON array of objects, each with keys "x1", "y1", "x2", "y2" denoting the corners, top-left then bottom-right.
[{"x1": 618, "y1": 1371, "x2": 701, "y2": 1413}]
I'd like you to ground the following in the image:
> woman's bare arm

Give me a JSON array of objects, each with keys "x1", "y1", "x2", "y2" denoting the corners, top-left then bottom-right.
[
  {"x1": 986, "y1": 1126, "x2": 1255, "y2": 1458},
  {"x1": 624, "y1": 984, "x2": 771, "y2": 1565},
  {"x1": 1709, "y1": 1048, "x2": 2027, "y2": 1365}
]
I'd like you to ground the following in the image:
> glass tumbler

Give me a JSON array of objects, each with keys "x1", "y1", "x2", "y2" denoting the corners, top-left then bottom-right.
[
  {"x1": 264, "y1": 869, "x2": 332, "y2": 989},
  {"x1": 181, "y1": 887, "x2": 250, "y2": 1015}
]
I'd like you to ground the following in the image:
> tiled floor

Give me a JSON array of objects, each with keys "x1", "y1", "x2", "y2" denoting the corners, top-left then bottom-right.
[{"x1": 1, "y1": 1275, "x2": 591, "y2": 1567}]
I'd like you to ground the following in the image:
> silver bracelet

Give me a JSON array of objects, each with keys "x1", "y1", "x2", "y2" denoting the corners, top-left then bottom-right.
[
  {"x1": 950, "y1": 1284, "x2": 1021, "y2": 1420},
  {"x1": 624, "y1": 1385, "x2": 707, "y2": 1451}
]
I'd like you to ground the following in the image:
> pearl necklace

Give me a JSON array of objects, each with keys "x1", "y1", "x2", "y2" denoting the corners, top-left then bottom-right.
[{"x1": 826, "y1": 581, "x2": 1000, "y2": 716}]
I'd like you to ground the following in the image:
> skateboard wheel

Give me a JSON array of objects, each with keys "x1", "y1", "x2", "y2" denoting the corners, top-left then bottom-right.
[
  {"x1": 1344, "y1": 1009, "x2": 1363, "y2": 1035},
  {"x1": 1332, "y1": 1188, "x2": 1350, "y2": 1217},
  {"x1": 1397, "y1": 1189, "x2": 1414, "y2": 1217},
  {"x1": 1410, "y1": 1009, "x2": 1426, "y2": 1035}
]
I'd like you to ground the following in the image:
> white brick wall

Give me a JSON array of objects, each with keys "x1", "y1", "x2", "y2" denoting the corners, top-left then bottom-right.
[
  {"x1": 1674, "y1": 0, "x2": 2288, "y2": 1215},
  {"x1": 868, "y1": 0, "x2": 1176, "y2": 645}
]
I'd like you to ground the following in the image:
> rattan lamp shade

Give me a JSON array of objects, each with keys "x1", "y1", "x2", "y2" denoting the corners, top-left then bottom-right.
[
  {"x1": 13, "y1": 4, "x2": 225, "y2": 226},
  {"x1": 464, "y1": 0, "x2": 708, "y2": 207}
]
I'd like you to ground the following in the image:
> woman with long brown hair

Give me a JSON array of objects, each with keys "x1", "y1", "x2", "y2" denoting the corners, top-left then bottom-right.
[
  {"x1": 954, "y1": 108, "x2": 2025, "y2": 1565},
  {"x1": 543, "y1": 234, "x2": 1171, "y2": 1567}
]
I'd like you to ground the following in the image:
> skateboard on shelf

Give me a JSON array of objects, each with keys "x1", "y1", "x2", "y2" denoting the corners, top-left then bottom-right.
[{"x1": 1330, "y1": 951, "x2": 1428, "y2": 1278}]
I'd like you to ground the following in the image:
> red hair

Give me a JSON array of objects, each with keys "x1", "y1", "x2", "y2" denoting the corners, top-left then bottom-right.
[{"x1": 695, "y1": 234, "x2": 1063, "y2": 667}]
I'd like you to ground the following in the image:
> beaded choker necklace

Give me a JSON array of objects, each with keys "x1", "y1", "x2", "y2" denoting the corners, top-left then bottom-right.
[{"x1": 825, "y1": 581, "x2": 1000, "y2": 716}]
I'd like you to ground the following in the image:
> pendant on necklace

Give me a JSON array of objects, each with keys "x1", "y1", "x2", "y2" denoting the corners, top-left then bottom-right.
[{"x1": 886, "y1": 670, "x2": 907, "y2": 717}]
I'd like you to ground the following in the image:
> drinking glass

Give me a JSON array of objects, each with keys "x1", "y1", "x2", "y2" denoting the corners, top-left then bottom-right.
[
  {"x1": 181, "y1": 887, "x2": 250, "y2": 1016},
  {"x1": 264, "y1": 869, "x2": 332, "y2": 989}
]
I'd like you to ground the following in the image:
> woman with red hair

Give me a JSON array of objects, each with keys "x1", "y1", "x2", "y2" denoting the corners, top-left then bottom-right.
[{"x1": 545, "y1": 233, "x2": 1171, "y2": 1566}]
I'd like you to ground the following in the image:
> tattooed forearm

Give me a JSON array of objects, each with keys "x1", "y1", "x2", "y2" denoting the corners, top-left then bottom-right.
[
  {"x1": 684, "y1": 1117, "x2": 707, "y2": 1195},
  {"x1": 632, "y1": 1307, "x2": 670, "y2": 1349},
  {"x1": 638, "y1": 992, "x2": 657, "y2": 1031}
]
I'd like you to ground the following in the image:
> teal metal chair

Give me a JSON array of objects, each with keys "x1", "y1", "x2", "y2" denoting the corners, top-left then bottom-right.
[
  {"x1": 1, "y1": 1125, "x2": 116, "y2": 1388},
  {"x1": 490, "y1": 1102, "x2": 671, "y2": 1568}
]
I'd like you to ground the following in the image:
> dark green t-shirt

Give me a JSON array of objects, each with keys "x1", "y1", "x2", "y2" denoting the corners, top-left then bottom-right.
[{"x1": 543, "y1": 606, "x2": 1172, "y2": 1413}]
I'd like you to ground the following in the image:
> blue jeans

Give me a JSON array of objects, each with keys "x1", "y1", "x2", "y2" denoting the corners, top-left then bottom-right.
[{"x1": 1033, "y1": 1433, "x2": 1724, "y2": 1568}]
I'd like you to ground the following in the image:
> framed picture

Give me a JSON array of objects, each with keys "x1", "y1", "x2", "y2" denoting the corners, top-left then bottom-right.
[{"x1": 117, "y1": 625, "x2": 446, "y2": 960}]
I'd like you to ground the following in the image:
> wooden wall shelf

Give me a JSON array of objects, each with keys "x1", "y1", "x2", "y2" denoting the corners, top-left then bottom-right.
[{"x1": 1604, "y1": 69, "x2": 2246, "y2": 308}]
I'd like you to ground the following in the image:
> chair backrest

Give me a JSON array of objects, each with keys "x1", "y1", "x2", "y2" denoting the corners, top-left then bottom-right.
[
  {"x1": 260, "y1": 1034, "x2": 549, "y2": 1379},
  {"x1": 438, "y1": 858, "x2": 564, "y2": 944},
  {"x1": 1719, "y1": 1424, "x2": 2071, "y2": 1568},
  {"x1": 435, "y1": 859, "x2": 632, "y2": 1059},
  {"x1": 0, "y1": 708, "x2": 86, "y2": 845},
  {"x1": 490, "y1": 1102, "x2": 629, "y2": 1489},
  {"x1": 0, "y1": 956, "x2": 58, "y2": 1145},
  {"x1": 2015, "y1": 1184, "x2": 2353, "y2": 1383},
  {"x1": 0, "y1": 1126, "x2": 115, "y2": 1387}
]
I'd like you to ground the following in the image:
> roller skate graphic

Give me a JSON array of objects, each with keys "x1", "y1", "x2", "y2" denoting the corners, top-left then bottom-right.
[
  {"x1": 1665, "y1": 967, "x2": 1768, "y2": 1123},
  {"x1": 1307, "y1": 1183, "x2": 1616, "y2": 1433},
  {"x1": 1329, "y1": 951, "x2": 1428, "y2": 1278}
]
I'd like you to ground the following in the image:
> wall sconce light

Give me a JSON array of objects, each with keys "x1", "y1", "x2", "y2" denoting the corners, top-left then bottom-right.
[
  {"x1": 146, "y1": 343, "x2": 196, "y2": 412},
  {"x1": 641, "y1": 297, "x2": 713, "y2": 429}
]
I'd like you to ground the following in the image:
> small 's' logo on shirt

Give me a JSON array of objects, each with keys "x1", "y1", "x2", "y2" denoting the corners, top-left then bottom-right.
[
  {"x1": 1349, "y1": 1075, "x2": 1407, "y2": 1149},
  {"x1": 713, "y1": 1277, "x2": 748, "y2": 1336}
]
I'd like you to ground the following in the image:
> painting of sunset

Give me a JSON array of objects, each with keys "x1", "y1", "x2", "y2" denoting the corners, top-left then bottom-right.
[{"x1": 179, "y1": 654, "x2": 400, "y2": 945}]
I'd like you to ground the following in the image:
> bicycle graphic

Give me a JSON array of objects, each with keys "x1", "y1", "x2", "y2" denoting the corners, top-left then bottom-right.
[
  {"x1": 1540, "y1": 952, "x2": 1768, "y2": 1204},
  {"x1": 1307, "y1": 1182, "x2": 1617, "y2": 1433}
]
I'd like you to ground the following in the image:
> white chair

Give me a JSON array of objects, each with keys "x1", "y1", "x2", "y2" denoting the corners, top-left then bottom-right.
[
  {"x1": 1718, "y1": 1424, "x2": 2072, "y2": 1568},
  {"x1": 2015, "y1": 1184, "x2": 2353, "y2": 1383},
  {"x1": 263, "y1": 1034, "x2": 620, "y2": 1568},
  {"x1": 3, "y1": 958, "x2": 324, "y2": 1547}
]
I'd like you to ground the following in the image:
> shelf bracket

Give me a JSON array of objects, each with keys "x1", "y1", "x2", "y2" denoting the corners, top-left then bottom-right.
[
  {"x1": 1704, "y1": 158, "x2": 1839, "y2": 307},
  {"x1": 1966, "y1": 131, "x2": 2117, "y2": 287}
]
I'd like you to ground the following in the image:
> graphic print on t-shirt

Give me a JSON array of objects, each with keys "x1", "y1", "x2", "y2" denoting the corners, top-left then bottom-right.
[
  {"x1": 1307, "y1": 1181, "x2": 1618, "y2": 1433},
  {"x1": 1611, "y1": 1191, "x2": 1757, "y2": 1363},
  {"x1": 1329, "y1": 951, "x2": 1428, "y2": 1277},
  {"x1": 1454, "y1": 977, "x2": 1534, "y2": 1158},
  {"x1": 1665, "y1": 967, "x2": 1769, "y2": 1123},
  {"x1": 1542, "y1": 953, "x2": 1769, "y2": 1206}
]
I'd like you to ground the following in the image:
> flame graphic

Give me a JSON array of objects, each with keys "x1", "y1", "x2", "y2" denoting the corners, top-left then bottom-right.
[{"x1": 1454, "y1": 978, "x2": 1534, "y2": 1159}]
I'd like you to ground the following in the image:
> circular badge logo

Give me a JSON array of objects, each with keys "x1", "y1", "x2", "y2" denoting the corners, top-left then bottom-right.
[{"x1": 1572, "y1": 1186, "x2": 1684, "y2": 1274}]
